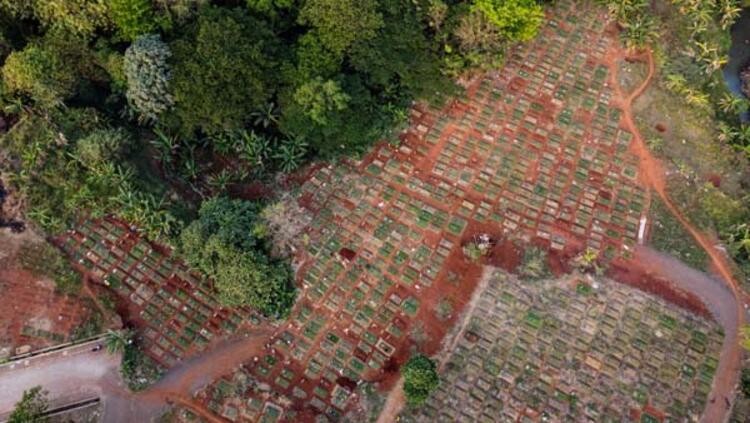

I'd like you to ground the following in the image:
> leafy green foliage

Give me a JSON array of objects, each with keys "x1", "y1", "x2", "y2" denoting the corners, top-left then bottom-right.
[
  {"x1": 293, "y1": 77, "x2": 349, "y2": 125},
  {"x1": 169, "y1": 6, "x2": 276, "y2": 135},
  {"x1": 2, "y1": 0, "x2": 112, "y2": 38},
  {"x1": 124, "y1": 34, "x2": 174, "y2": 122},
  {"x1": 742, "y1": 368, "x2": 750, "y2": 397},
  {"x1": 472, "y1": 0, "x2": 543, "y2": 42},
  {"x1": 180, "y1": 197, "x2": 295, "y2": 317},
  {"x1": 1, "y1": 108, "x2": 179, "y2": 239},
  {"x1": 298, "y1": 0, "x2": 383, "y2": 56},
  {"x1": 8, "y1": 386, "x2": 49, "y2": 423},
  {"x1": 402, "y1": 354, "x2": 440, "y2": 406},
  {"x1": 121, "y1": 339, "x2": 163, "y2": 391},
  {"x1": 2, "y1": 44, "x2": 75, "y2": 107},
  {"x1": 110, "y1": 0, "x2": 158, "y2": 41}
]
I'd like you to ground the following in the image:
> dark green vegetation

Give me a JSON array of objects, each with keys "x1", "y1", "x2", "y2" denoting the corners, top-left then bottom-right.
[
  {"x1": 179, "y1": 197, "x2": 295, "y2": 316},
  {"x1": 0, "y1": 0, "x2": 545, "y2": 309},
  {"x1": 8, "y1": 386, "x2": 49, "y2": 423},
  {"x1": 104, "y1": 329, "x2": 163, "y2": 391},
  {"x1": 402, "y1": 354, "x2": 440, "y2": 406}
]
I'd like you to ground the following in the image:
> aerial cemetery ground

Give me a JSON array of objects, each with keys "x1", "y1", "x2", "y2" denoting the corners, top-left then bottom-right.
[{"x1": 34, "y1": 1, "x2": 738, "y2": 422}]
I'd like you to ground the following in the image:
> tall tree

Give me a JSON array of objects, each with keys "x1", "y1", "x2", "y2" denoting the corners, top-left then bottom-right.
[
  {"x1": 169, "y1": 6, "x2": 278, "y2": 135},
  {"x1": 402, "y1": 354, "x2": 440, "y2": 406},
  {"x1": 298, "y1": 0, "x2": 383, "y2": 56}
]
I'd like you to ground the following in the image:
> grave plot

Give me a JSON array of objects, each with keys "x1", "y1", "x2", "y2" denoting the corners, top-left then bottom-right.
[
  {"x1": 0, "y1": 231, "x2": 96, "y2": 357},
  {"x1": 56, "y1": 218, "x2": 264, "y2": 368},
  {"x1": 401, "y1": 271, "x2": 723, "y2": 422},
  {"x1": 0, "y1": 266, "x2": 95, "y2": 357},
  {"x1": 189, "y1": 1, "x2": 656, "y2": 421}
]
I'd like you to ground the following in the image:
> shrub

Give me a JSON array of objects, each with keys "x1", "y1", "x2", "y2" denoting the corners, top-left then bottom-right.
[
  {"x1": 402, "y1": 354, "x2": 440, "y2": 406},
  {"x1": 471, "y1": 0, "x2": 543, "y2": 42},
  {"x1": 110, "y1": 0, "x2": 157, "y2": 41},
  {"x1": 124, "y1": 34, "x2": 174, "y2": 123},
  {"x1": 180, "y1": 197, "x2": 296, "y2": 317},
  {"x1": 2, "y1": 44, "x2": 75, "y2": 107}
]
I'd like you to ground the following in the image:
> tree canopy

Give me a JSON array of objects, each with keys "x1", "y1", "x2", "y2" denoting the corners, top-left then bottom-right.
[
  {"x1": 179, "y1": 197, "x2": 295, "y2": 317},
  {"x1": 402, "y1": 354, "x2": 440, "y2": 406}
]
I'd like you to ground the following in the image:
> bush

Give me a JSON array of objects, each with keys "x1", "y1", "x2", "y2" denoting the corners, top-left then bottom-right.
[
  {"x1": 8, "y1": 386, "x2": 48, "y2": 423},
  {"x1": 121, "y1": 342, "x2": 163, "y2": 391},
  {"x1": 180, "y1": 197, "x2": 296, "y2": 317},
  {"x1": 124, "y1": 34, "x2": 174, "y2": 122},
  {"x1": 402, "y1": 354, "x2": 440, "y2": 406},
  {"x1": 110, "y1": 0, "x2": 158, "y2": 41},
  {"x1": 2, "y1": 44, "x2": 75, "y2": 107}
]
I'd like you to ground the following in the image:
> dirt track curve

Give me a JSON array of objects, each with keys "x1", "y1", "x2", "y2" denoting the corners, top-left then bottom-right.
[{"x1": 611, "y1": 47, "x2": 746, "y2": 423}]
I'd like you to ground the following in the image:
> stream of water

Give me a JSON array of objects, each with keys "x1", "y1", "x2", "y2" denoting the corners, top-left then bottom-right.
[{"x1": 723, "y1": 8, "x2": 750, "y2": 121}]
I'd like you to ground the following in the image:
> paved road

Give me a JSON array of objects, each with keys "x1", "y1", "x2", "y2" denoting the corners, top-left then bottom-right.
[{"x1": 0, "y1": 339, "x2": 165, "y2": 422}]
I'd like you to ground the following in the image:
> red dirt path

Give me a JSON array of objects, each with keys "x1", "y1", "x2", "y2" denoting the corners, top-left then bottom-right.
[{"x1": 610, "y1": 47, "x2": 746, "y2": 423}]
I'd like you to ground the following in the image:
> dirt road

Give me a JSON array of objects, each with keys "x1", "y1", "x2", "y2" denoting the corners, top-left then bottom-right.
[
  {"x1": 611, "y1": 47, "x2": 746, "y2": 423},
  {"x1": 0, "y1": 327, "x2": 275, "y2": 422}
]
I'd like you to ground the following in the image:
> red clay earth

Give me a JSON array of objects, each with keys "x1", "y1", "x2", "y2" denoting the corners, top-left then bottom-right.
[
  {"x1": 46, "y1": 5, "x2": 743, "y2": 423},
  {"x1": 0, "y1": 266, "x2": 94, "y2": 354},
  {"x1": 609, "y1": 47, "x2": 746, "y2": 423}
]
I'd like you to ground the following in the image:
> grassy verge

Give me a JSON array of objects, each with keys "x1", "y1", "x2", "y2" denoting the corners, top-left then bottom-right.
[{"x1": 648, "y1": 196, "x2": 709, "y2": 271}]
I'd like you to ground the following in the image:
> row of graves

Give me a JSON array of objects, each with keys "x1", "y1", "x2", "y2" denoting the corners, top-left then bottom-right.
[
  {"x1": 184, "y1": 1, "x2": 658, "y2": 421},
  {"x1": 56, "y1": 218, "x2": 264, "y2": 368},
  {"x1": 402, "y1": 271, "x2": 723, "y2": 422}
]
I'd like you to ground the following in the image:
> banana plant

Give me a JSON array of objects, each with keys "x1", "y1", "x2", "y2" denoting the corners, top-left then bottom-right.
[
  {"x1": 719, "y1": 0, "x2": 742, "y2": 30},
  {"x1": 250, "y1": 101, "x2": 279, "y2": 129},
  {"x1": 273, "y1": 136, "x2": 308, "y2": 173},
  {"x1": 207, "y1": 169, "x2": 233, "y2": 193}
]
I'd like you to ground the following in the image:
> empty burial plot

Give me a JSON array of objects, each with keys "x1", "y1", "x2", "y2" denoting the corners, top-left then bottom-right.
[
  {"x1": 57, "y1": 218, "x2": 263, "y2": 368},
  {"x1": 402, "y1": 271, "x2": 722, "y2": 422},
  {"x1": 189, "y1": 1, "x2": 654, "y2": 421}
]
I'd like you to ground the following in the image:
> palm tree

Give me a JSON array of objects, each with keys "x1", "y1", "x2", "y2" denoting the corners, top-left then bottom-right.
[
  {"x1": 664, "y1": 73, "x2": 687, "y2": 92},
  {"x1": 717, "y1": 121, "x2": 738, "y2": 143},
  {"x1": 150, "y1": 128, "x2": 180, "y2": 168},
  {"x1": 104, "y1": 329, "x2": 134, "y2": 354},
  {"x1": 273, "y1": 136, "x2": 308, "y2": 173},
  {"x1": 250, "y1": 102, "x2": 279, "y2": 129},
  {"x1": 621, "y1": 15, "x2": 658, "y2": 50},
  {"x1": 719, "y1": 0, "x2": 742, "y2": 30},
  {"x1": 207, "y1": 169, "x2": 233, "y2": 193},
  {"x1": 240, "y1": 130, "x2": 271, "y2": 170},
  {"x1": 718, "y1": 93, "x2": 748, "y2": 114}
]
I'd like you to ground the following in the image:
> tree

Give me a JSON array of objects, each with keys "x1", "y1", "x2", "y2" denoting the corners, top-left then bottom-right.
[
  {"x1": 2, "y1": 44, "x2": 75, "y2": 107},
  {"x1": 110, "y1": 0, "x2": 158, "y2": 41},
  {"x1": 169, "y1": 6, "x2": 277, "y2": 135},
  {"x1": 30, "y1": 0, "x2": 111, "y2": 38},
  {"x1": 8, "y1": 386, "x2": 49, "y2": 423},
  {"x1": 74, "y1": 128, "x2": 131, "y2": 168},
  {"x1": 104, "y1": 328, "x2": 134, "y2": 354},
  {"x1": 402, "y1": 354, "x2": 440, "y2": 406},
  {"x1": 471, "y1": 0, "x2": 543, "y2": 42},
  {"x1": 298, "y1": 0, "x2": 383, "y2": 56},
  {"x1": 179, "y1": 197, "x2": 296, "y2": 317},
  {"x1": 124, "y1": 34, "x2": 174, "y2": 123},
  {"x1": 293, "y1": 78, "x2": 349, "y2": 125}
]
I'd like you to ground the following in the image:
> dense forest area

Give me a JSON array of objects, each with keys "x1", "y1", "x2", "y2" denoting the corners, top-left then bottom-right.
[{"x1": 0, "y1": 0, "x2": 544, "y2": 315}]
